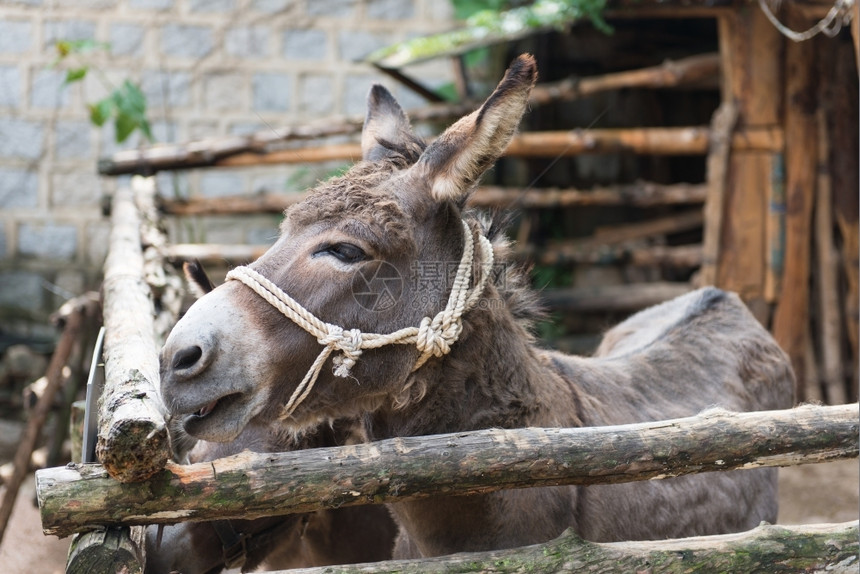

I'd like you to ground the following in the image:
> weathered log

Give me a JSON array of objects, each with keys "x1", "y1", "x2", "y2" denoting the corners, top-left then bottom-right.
[
  {"x1": 772, "y1": 7, "x2": 818, "y2": 400},
  {"x1": 541, "y1": 282, "x2": 693, "y2": 312},
  {"x1": 36, "y1": 404, "x2": 858, "y2": 537},
  {"x1": 98, "y1": 186, "x2": 170, "y2": 483},
  {"x1": 269, "y1": 521, "x2": 859, "y2": 574},
  {"x1": 0, "y1": 303, "x2": 84, "y2": 545},
  {"x1": 158, "y1": 182, "x2": 708, "y2": 217},
  {"x1": 66, "y1": 526, "x2": 145, "y2": 574},
  {"x1": 528, "y1": 52, "x2": 720, "y2": 106}
]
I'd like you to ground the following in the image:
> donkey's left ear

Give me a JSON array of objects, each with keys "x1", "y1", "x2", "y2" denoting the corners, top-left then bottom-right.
[
  {"x1": 361, "y1": 85, "x2": 419, "y2": 162},
  {"x1": 413, "y1": 54, "x2": 537, "y2": 205}
]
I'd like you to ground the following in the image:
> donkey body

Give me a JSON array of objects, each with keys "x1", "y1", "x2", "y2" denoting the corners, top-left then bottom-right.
[{"x1": 160, "y1": 54, "x2": 794, "y2": 559}]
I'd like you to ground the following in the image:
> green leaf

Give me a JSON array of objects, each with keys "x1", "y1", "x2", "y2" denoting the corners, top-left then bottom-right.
[
  {"x1": 88, "y1": 97, "x2": 115, "y2": 126},
  {"x1": 108, "y1": 81, "x2": 151, "y2": 142},
  {"x1": 114, "y1": 111, "x2": 138, "y2": 143},
  {"x1": 64, "y1": 67, "x2": 88, "y2": 84}
]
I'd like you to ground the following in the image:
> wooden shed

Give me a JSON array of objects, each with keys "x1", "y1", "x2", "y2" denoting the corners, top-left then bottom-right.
[{"x1": 99, "y1": 0, "x2": 859, "y2": 407}]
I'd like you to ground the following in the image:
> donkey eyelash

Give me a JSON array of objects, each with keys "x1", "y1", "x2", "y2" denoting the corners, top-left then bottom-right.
[{"x1": 314, "y1": 242, "x2": 368, "y2": 264}]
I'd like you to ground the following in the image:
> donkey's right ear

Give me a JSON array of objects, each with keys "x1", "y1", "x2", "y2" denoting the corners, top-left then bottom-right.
[{"x1": 361, "y1": 85, "x2": 420, "y2": 162}]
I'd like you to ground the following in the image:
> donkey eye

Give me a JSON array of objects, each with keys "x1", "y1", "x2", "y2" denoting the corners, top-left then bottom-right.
[{"x1": 317, "y1": 243, "x2": 367, "y2": 264}]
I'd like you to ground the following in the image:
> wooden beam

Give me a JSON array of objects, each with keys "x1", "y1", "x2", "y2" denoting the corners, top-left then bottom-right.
[
  {"x1": 264, "y1": 521, "x2": 858, "y2": 574},
  {"x1": 102, "y1": 127, "x2": 782, "y2": 175},
  {"x1": 157, "y1": 183, "x2": 707, "y2": 217},
  {"x1": 528, "y1": 53, "x2": 721, "y2": 107},
  {"x1": 97, "y1": 183, "x2": 170, "y2": 483},
  {"x1": 772, "y1": 7, "x2": 818, "y2": 401},
  {"x1": 540, "y1": 282, "x2": 694, "y2": 313},
  {"x1": 36, "y1": 404, "x2": 858, "y2": 537}
]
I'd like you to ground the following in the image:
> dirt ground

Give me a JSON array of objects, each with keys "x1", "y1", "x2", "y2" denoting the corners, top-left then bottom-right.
[{"x1": 0, "y1": 460, "x2": 857, "y2": 573}]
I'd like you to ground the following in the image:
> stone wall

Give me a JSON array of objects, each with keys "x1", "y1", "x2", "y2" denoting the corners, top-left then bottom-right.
[{"x1": 0, "y1": 0, "x2": 453, "y2": 336}]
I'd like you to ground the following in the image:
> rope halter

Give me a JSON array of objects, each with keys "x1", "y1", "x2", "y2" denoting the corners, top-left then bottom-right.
[{"x1": 225, "y1": 220, "x2": 494, "y2": 418}]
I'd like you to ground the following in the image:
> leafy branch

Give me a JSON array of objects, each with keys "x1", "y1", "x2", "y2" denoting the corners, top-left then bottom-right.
[{"x1": 54, "y1": 39, "x2": 154, "y2": 144}]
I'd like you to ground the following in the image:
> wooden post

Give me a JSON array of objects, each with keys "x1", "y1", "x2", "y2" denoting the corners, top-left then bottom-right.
[
  {"x1": 97, "y1": 184, "x2": 170, "y2": 483},
  {"x1": 771, "y1": 7, "x2": 818, "y2": 401},
  {"x1": 0, "y1": 302, "x2": 86, "y2": 546},
  {"x1": 66, "y1": 527, "x2": 145, "y2": 574},
  {"x1": 699, "y1": 102, "x2": 737, "y2": 286},
  {"x1": 36, "y1": 404, "x2": 858, "y2": 536},
  {"x1": 715, "y1": 8, "x2": 784, "y2": 324},
  {"x1": 813, "y1": 110, "x2": 846, "y2": 405},
  {"x1": 829, "y1": 38, "x2": 859, "y2": 401}
]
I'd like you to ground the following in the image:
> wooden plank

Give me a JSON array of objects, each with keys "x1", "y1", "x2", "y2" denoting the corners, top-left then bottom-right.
[
  {"x1": 36, "y1": 404, "x2": 859, "y2": 536},
  {"x1": 97, "y1": 183, "x2": 170, "y2": 482},
  {"x1": 771, "y1": 7, "x2": 818, "y2": 401}
]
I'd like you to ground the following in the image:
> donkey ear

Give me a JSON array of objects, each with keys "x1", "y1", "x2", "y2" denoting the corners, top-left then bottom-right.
[
  {"x1": 361, "y1": 85, "x2": 416, "y2": 162},
  {"x1": 413, "y1": 54, "x2": 537, "y2": 204}
]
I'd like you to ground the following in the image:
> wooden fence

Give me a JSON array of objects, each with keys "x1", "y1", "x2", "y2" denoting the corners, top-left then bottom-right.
[{"x1": 32, "y1": 178, "x2": 859, "y2": 573}]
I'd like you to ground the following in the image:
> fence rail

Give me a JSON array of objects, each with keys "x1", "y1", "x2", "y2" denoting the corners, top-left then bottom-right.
[{"x1": 36, "y1": 403, "x2": 858, "y2": 538}]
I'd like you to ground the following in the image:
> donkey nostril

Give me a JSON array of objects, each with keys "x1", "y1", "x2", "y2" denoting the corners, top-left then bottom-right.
[{"x1": 173, "y1": 345, "x2": 203, "y2": 371}]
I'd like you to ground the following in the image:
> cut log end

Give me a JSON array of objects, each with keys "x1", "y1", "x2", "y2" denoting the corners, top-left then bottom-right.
[{"x1": 96, "y1": 420, "x2": 170, "y2": 483}]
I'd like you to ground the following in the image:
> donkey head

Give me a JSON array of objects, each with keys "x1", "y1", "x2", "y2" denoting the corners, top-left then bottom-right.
[{"x1": 160, "y1": 55, "x2": 537, "y2": 442}]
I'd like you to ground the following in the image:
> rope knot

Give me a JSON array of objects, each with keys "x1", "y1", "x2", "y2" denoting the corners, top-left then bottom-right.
[
  {"x1": 319, "y1": 325, "x2": 363, "y2": 378},
  {"x1": 415, "y1": 315, "x2": 460, "y2": 360}
]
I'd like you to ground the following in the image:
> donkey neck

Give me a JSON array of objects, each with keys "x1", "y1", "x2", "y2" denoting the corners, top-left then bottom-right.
[{"x1": 368, "y1": 292, "x2": 582, "y2": 440}]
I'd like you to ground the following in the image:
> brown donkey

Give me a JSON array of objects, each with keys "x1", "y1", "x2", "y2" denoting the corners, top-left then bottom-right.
[{"x1": 160, "y1": 54, "x2": 794, "y2": 558}]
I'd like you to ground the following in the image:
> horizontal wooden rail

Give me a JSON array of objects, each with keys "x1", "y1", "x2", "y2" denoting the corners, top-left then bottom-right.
[
  {"x1": 36, "y1": 403, "x2": 858, "y2": 537},
  {"x1": 541, "y1": 282, "x2": 695, "y2": 312},
  {"x1": 100, "y1": 127, "x2": 782, "y2": 175},
  {"x1": 266, "y1": 521, "x2": 859, "y2": 574},
  {"x1": 158, "y1": 182, "x2": 706, "y2": 217},
  {"x1": 214, "y1": 127, "x2": 782, "y2": 169}
]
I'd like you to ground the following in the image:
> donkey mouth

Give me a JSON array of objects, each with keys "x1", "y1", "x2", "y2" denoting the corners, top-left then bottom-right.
[{"x1": 183, "y1": 392, "x2": 245, "y2": 440}]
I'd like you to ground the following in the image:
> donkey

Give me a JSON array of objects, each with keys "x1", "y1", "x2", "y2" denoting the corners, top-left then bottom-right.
[
  {"x1": 160, "y1": 54, "x2": 795, "y2": 558},
  {"x1": 147, "y1": 262, "x2": 397, "y2": 573}
]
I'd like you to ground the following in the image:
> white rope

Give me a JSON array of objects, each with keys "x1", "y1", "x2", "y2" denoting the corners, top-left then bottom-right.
[
  {"x1": 758, "y1": 0, "x2": 854, "y2": 42},
  {"x1": 226, "y1": 219, "x2": 494, "y2": 418}
]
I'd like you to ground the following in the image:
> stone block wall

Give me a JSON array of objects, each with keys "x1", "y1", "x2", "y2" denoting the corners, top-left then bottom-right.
[{"x1": 0, "y1": 0, "x2": 454, "y2": 334}]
